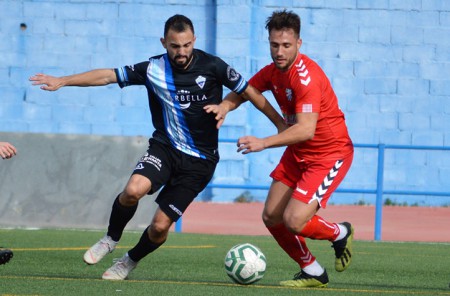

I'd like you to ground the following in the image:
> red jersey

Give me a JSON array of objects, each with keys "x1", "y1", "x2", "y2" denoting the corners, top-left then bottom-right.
[{"x1": 249, "y1": 53, "x2": 353, "y2": 161}]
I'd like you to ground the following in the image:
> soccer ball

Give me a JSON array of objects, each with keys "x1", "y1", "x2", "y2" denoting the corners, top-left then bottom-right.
[{"x1": 224, "y1": 243, "x2": 266, "y2": 285}]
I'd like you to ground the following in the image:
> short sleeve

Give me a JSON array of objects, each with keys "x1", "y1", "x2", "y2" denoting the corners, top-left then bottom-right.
[
  {"x1": 213, "y1": 57, "x2": 248, "y2": 94},
  {"x1": 115, "y1": 61, "x2": 149, "y2": 88}
]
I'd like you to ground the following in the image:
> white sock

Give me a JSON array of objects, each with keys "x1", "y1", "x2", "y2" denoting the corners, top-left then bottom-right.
[
  {"x1": 334, "y1": 224, "x2": 348, "y2": 241},
  {"x1": 302, "y1": 260, "x2": 324, "y2": 276}
]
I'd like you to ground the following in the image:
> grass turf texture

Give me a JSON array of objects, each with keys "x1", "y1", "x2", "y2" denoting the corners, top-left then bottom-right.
[{"x1": 1, "y1": 229, "x2": 449, "y2": 296}]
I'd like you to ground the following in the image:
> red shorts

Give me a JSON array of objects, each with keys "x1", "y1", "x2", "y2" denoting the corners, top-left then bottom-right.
[{"x1": 270, "y1": 148, "x2": 353, "y2": 208}]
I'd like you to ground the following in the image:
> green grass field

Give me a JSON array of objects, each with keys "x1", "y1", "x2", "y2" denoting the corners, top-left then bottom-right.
[{"x1": 1, "y1": 228, "x2": 449, "y2": 296}]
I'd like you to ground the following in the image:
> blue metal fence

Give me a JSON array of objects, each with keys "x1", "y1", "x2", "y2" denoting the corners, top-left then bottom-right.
[{"x1": 175, "y1": 142, "x2": 450, "y2": 240}]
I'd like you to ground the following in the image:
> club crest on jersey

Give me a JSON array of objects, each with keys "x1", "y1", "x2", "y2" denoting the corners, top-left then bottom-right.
[
  {"x1": 227, "y1": 66, "x2": 240, "y2": 81},
  {"x1": 196, "y1": 75, "x2": 206, "y2": 89},
  {"x1": 286, "y1": 88, "x2": 293, "y2": 101}
]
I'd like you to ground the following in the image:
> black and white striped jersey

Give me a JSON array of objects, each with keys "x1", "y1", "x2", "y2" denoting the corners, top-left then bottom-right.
[{"x1": 115, "y1": 49, "x2": 248, "y2": 162}]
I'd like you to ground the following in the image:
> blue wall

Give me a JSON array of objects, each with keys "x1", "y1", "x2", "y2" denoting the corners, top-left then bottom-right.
[{"x1": 1, "y1": 0, "x2": 449, "y2": 205}]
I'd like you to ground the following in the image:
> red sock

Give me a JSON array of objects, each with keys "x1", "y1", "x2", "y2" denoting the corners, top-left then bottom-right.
[
  {"x1": 300, "y1": 215, "x2": 340, "y2": 241},
  {"x1": 267, "y1": 223, "x2": 315, "y2": 269}
]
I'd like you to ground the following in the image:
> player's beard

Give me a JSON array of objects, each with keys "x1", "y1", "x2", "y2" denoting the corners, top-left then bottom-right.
[
  {"x1": 171, "y1": 53, "x2": 193, "y2": 69},
  {"x1": 271, "y1": 50, "x2": 299, "y2": 72},
  {"x1": 272, "y1": 55, "x2": 295, "y2": 71}
]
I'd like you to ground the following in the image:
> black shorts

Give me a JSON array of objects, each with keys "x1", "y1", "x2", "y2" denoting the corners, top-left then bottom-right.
[{"x1": 132, "y1": 139, "x2": 217, "y2": 221}]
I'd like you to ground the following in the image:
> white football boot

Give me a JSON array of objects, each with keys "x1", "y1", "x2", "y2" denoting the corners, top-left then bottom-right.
[
  {"x1": 83, "y1": 235, "x2": 117, "y2": 265},
  {"x1": 102, "y1": 253, "x2": 137, "y2": 280}
]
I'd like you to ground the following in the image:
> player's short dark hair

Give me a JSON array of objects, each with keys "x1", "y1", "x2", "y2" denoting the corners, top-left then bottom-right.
[
  {"x1": 164, "y1": 14, "x2": 195, "y2": 37},
  {"x1": 265, "y1": 10, "x2": 301, "y2": 37}
]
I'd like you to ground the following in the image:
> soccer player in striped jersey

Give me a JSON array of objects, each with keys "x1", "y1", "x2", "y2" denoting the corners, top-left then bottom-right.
[{"x1": 30, "y1": 14, "x2": 284, "y2": 280}]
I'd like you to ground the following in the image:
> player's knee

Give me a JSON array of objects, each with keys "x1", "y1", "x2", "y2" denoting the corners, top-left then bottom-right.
[
  {"x1": 283, "y1": 215, "x2": 307, "y2": 234},
  {"x1": 262, "y1": 210, "x2": 281, "y2": 227},
  {"x1": 148, "y1": 221, "x2": 170, "y2": 243},
  {"x1": 119, "y1": 194, "x2": 139, "y2": 206},
  {"x1": 120, "y1": 175, "x2": 152, "y2": 206},
  {"x1": 120, "y1": 188, "x2": 144, "y2": 206},
  {"x1": 285, "y1": 223, "x2": 304, "y2": 234}
]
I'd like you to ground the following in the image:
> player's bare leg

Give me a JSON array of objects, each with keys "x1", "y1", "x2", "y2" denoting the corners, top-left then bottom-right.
[{"x1": 262, "y1": 180, "x2": 292, "y2": 227}]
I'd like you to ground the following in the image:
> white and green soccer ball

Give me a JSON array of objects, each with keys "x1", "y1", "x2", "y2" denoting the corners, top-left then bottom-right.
[{"x1": 224, "y1": 243, "x2": 266, "y2": 285}]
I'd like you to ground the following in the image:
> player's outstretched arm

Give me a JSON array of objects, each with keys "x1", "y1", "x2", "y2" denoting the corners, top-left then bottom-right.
[
  {"x1": 0, "y1": 142, "x2": 17, "y2": 159},
  {"x1": 29, "y1": 69, "x2": 117, "y2": 91}
]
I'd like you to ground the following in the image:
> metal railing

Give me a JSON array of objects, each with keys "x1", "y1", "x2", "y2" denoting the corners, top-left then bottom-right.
[{"x1": 175, "y1": 141, "x2": 450, "y2": 240}]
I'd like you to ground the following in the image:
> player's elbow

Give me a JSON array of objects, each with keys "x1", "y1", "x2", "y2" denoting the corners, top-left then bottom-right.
[
  {"x1": 302, "y1": 123, "x2": 316, "y2": 141},
  {"x1": 295, "y1": 125, "x2": 315, "y2": 141},
  {"x1": 305, "y1": 130, "x2": 315, "y2": 140},
  {"x1": 100, "y1": 69, "x2": 117, "y2": 85}
]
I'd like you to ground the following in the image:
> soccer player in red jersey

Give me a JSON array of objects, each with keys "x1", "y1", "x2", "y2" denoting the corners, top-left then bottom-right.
[{"x1": 209, "y1": 10, "x2": 355, "y2": 287}]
